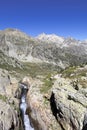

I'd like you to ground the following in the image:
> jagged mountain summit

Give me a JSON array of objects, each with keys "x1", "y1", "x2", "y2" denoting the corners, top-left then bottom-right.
[
  {"x1": 36, "y1": 33, "x2": 64, "y2": 43},
  {"x1": 0, "y1": 28, "x2": 87, "y2": 69}
]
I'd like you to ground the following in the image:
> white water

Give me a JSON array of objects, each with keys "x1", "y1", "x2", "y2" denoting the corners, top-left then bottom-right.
[{"x1": 20, "y1": 86, "x2": 34, "y2": 130}]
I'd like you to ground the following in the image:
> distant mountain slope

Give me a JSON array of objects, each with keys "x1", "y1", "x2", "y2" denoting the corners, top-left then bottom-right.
[
  {"x1": 0, "y1": 28, "x2": 87, "y2": 69},
  {"x1": 0, "y1": 50, "x2": 22, "y2": 70}
]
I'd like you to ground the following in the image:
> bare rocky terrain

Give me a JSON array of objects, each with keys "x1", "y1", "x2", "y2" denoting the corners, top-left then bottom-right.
[
  {"x1": 0, "y1": 28, "x2": 87, "y2": 68},
  {"x1": 0, "y1": 28, "x2": 87, "y2": 130}
]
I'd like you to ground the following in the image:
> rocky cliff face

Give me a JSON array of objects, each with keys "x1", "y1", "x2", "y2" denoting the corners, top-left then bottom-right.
[{"x1": 0, "y1": 69, "x2": 20, "y2": 130}]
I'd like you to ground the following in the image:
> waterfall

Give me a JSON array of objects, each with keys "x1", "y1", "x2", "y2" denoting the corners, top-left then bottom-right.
[{"x1": 20, "y1": 84, "x2": 34, "y2": 130}]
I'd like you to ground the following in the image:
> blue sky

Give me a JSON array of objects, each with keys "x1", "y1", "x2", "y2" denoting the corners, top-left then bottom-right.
[{"x1": 0, "y1": 0, "x2": 87, "y2": 40}]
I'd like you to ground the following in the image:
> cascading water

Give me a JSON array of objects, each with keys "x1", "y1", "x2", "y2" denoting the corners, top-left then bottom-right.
[{"x1": 20, "y1": 84, "x2": 34, "y2": 130}]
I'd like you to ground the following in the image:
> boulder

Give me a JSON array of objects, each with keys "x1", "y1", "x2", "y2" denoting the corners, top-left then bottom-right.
[
  {"x1": 0, "y1": 100, "x2": 19, "y2": 130},
  {"x1": 50, "y1": 76, "x2": 87, "y2": 130}
]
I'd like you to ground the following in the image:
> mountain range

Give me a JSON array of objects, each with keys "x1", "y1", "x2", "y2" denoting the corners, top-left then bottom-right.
[{"x1": 0, "y1": 28, "x2": 87, "y2": 69}]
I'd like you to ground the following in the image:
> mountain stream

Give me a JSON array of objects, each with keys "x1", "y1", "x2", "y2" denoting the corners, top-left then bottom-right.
[{"x1": 20, "y1": 84, "x2": 34, "y2": 130}]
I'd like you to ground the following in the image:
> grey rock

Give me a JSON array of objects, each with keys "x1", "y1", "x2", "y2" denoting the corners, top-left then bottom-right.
[
  {"x1": 0, "y1": 100, "x2": 19, "y2": 130},
  {"x1": 50, "y1": 76, "x2": 87, "y2": 130}
]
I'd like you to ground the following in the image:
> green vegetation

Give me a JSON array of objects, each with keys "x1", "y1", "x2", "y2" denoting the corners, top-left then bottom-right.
[
  {"x1": 0, "y1": 50, "x2": 22, "y2": 72},
  {"x1": 40, "y1": 73, "x2": 53, "y2": 93},
  {"x1": 62, "y1": 66, "x2": 76, "y2": 77},
  {"x1": 0, "y1": 49, "x2": 60, "y2": 79},
  {"x1": 61, "y1": 65, "x2": 87, "y2": 88},
  {"x1": 22, "y1": 62, "x2": 59, "y2": 78},
  {"x1": 79, "y1": 72, "x2": 86, "y2": 77},
  {"x1": 0, "y1": 51, "x2": 59, "y2": 80},
  {"x1": 0, "y1": 94, "x2": 7, "y2": 102},
  {"x1": 43, "y1": 98, "x2": 49, "y2": 105},
  {"x1": 61, "y1": 65, "x2": 87, "y2": 79}
]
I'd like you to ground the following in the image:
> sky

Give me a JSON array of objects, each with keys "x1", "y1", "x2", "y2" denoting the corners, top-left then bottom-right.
[{"x1": 0, "y1": 0, "x2": 87, "y2": 40}]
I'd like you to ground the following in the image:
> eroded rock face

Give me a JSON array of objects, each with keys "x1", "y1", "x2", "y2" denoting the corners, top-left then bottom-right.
[
  {"x1": 51, "y1": 75, "x2": 87, "y2": 130},
  {"x1": 26, "y1": 78, "x2": 61, "y2": 130},
  {"x1": 26, "y1": 74, "x2": 87, "y2": 130},
  {"x1": 0, "y1": 100, "x2": 19, "y2": 130},
  {"x1": 0, "y1": 69, "x2": 10, "y2": 95},
  {"x1": 21, "y1": 77, "x2": 30, "y2": 88},
  {"x1": 0, "y1": 69, "x2": 20, "y2": 130}
]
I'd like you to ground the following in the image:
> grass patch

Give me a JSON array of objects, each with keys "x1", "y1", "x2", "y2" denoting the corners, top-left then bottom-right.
[
  {"x1": 22, "y1": 62, "x2": 59, "y2": 78},
  {"x1": 62, "y1": 66, "x2": 86, "y2": 78},
  {"x1": 0, "y1": 94, "x2": 7, "y2": 102},
  {"x1": 79, "y1": 72, "x2": 86, "y2": 77},
  {"x1": 62, "y1": 66, "x2": 76, "y2": 77},
  {"x1": 43, "y1": 98, "x2": 49, "y2": 105},
  {"x1": 40, "y1": 73, "x2": 53, "y2": 93},
  {"x1": 0, "y1": 60, "x2": 59, "y2": 80}
]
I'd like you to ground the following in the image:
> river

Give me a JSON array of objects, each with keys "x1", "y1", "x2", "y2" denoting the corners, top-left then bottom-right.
[{"x1": 20, "y1": 84, "x2": 34, "y2": 130}]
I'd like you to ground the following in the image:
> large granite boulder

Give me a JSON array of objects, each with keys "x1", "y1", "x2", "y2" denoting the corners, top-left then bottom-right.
[{"x1": 51, "y1": 75, "x2": 87, "y2": 130}]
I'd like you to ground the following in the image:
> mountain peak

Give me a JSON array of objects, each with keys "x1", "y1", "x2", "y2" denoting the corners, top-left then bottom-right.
[
  {"x1": 0, "y1": 28, "x2": 32, "y2": 39},
  {"x1": 4, "y1": 28, "x2": 18, "y2": 32},
  {"x1": 36, "y1": 33, "x2": 64, "y2": 43}
]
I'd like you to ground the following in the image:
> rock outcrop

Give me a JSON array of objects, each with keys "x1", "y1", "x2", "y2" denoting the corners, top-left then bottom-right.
[
  {"x1": 25, "y1": 70, "x2": 87, "y2": 130},
  {"x1": 50, "y1": 74, "x2": 87, "y2": 130},
  {"x1": 0, "y1": 100, "x2": 19, "y2": 130},
  {"x1": 26, "y1": 78, "x2": 61, "y2": 130},
  {"x1": 0, "y1": 69, "x2": 20, "y2": 130}
]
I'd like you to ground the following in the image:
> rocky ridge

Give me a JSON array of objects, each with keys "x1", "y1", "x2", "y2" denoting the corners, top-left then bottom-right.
[{"x1": 36, "y1": 33, "x2": 64, "y2": 43}]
